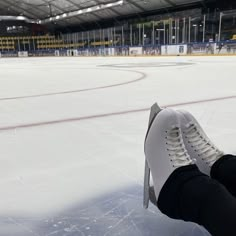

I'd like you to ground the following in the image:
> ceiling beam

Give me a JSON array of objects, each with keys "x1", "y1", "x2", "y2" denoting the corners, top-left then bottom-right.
[
  {"x1": 0, "y1": 0, "x2": 40, "y2": 19},
  {"x1": 60, "y1": 0, "x2": 114, "y2": 25},
  {"x1": 89, "y1": 11, "x2": 105, "y2": 20},
  {"x1": 65, "y1": 0, "x2": 116, "y2": 19},
  {"x1": 93, "y1": 0, "x2": 121, "y2": 15},
  {"x1": 41, "y1": 0, "x2": 90, "y2": 29},
  {"x1": 0, "y1": 3, "x2": 20, "y2": 16},
  {"x1": 126, "y1": 0, "x2": 146, "y2": 12},
  {"x1": 163, "y1": 0, "x2": 177, "y2": 7}
]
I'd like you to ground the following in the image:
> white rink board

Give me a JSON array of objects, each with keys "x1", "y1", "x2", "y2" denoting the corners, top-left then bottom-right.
[
  {"x1": 161, "y1": 44, "x2": 187, "y2": 55},
  {"x1": 18, "y1": 51, "x2": 29, "y2": 57},
  {"x1": 0, "y1": 56, "x2": 236, "y2": 236},
  {"x1": 129, "y1": 46, "x2": 143, "y2": 55}
]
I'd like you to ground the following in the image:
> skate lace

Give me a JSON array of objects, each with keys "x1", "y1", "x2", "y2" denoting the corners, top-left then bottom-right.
[
  {"x1": 184, "y1": 122, "x2": 224, "y2": 166},
  {"x1": 166, "y1": 126, "x2": 193, "y2": 168}
]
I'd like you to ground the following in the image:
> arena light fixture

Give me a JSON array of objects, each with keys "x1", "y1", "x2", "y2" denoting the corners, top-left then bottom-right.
[
  {"x1": 0, "y1": 15, "x2": 36, "y2": 24},
  {"x1": 39, "y1": 0, "x2": 124, "y2": 24},
  {"x1": 16, "y1": 16, "x2": 26, "y2": 20}
]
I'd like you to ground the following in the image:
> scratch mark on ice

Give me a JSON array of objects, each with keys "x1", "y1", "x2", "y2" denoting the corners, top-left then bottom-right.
[
  {"x1": 103, "y1": 209, "x2": 135, "y2": 236},
  {"x1": 7, "y1": 217, "x2": 40, "y2": 236}
]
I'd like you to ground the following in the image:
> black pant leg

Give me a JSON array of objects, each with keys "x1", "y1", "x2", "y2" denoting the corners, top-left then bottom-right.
[
  {"x1": 211, "y1": 154, "x2": 236, "y2": 198},
  {"x1": 157, "y1": 165, "x2": 236, "y2": 236}
]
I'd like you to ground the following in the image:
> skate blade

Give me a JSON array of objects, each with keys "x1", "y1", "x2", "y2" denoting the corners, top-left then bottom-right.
[{"x1": 143, "y1": 103, "x2": 161, "y2": 209}]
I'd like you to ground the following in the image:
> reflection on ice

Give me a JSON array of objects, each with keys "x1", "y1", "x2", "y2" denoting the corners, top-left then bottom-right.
[{"x1": 0, "y1": 186, "x2": 210, "y2": 236}]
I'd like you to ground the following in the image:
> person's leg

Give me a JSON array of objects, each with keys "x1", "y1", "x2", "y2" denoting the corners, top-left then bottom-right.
[
  {"x1": 211, "y1": 154, "x2": 236, "y2": 198},
  {"x1": 158, "y1": 164, "x2": 236, "y2": 236},
  {"x1": 145, "y1": 108, "x2": 236, "y2": 236}
]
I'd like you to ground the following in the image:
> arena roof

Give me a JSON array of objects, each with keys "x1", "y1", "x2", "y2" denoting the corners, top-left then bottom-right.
[{"x1": 0, "y1": 0, "x2": 202, "y2": 26}]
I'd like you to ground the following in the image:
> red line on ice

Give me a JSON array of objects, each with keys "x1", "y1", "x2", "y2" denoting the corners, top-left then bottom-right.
[{"x1": 0, "y1": 95, "x2": 236, "y2": 131}]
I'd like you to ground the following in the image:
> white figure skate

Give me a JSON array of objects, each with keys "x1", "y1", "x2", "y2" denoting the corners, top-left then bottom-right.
[{"x1": 144, "y1": 104, "x2": 193, "y2": 208}]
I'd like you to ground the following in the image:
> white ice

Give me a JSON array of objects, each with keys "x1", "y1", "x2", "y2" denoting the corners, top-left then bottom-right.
[{"x1": 0, "y1": 56, "x2": 236, "y2": 236}]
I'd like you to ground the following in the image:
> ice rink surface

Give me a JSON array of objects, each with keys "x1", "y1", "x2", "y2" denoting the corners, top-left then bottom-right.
[{"x1": 0, "y1": 56, "x2": 236, "y2": 236}]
